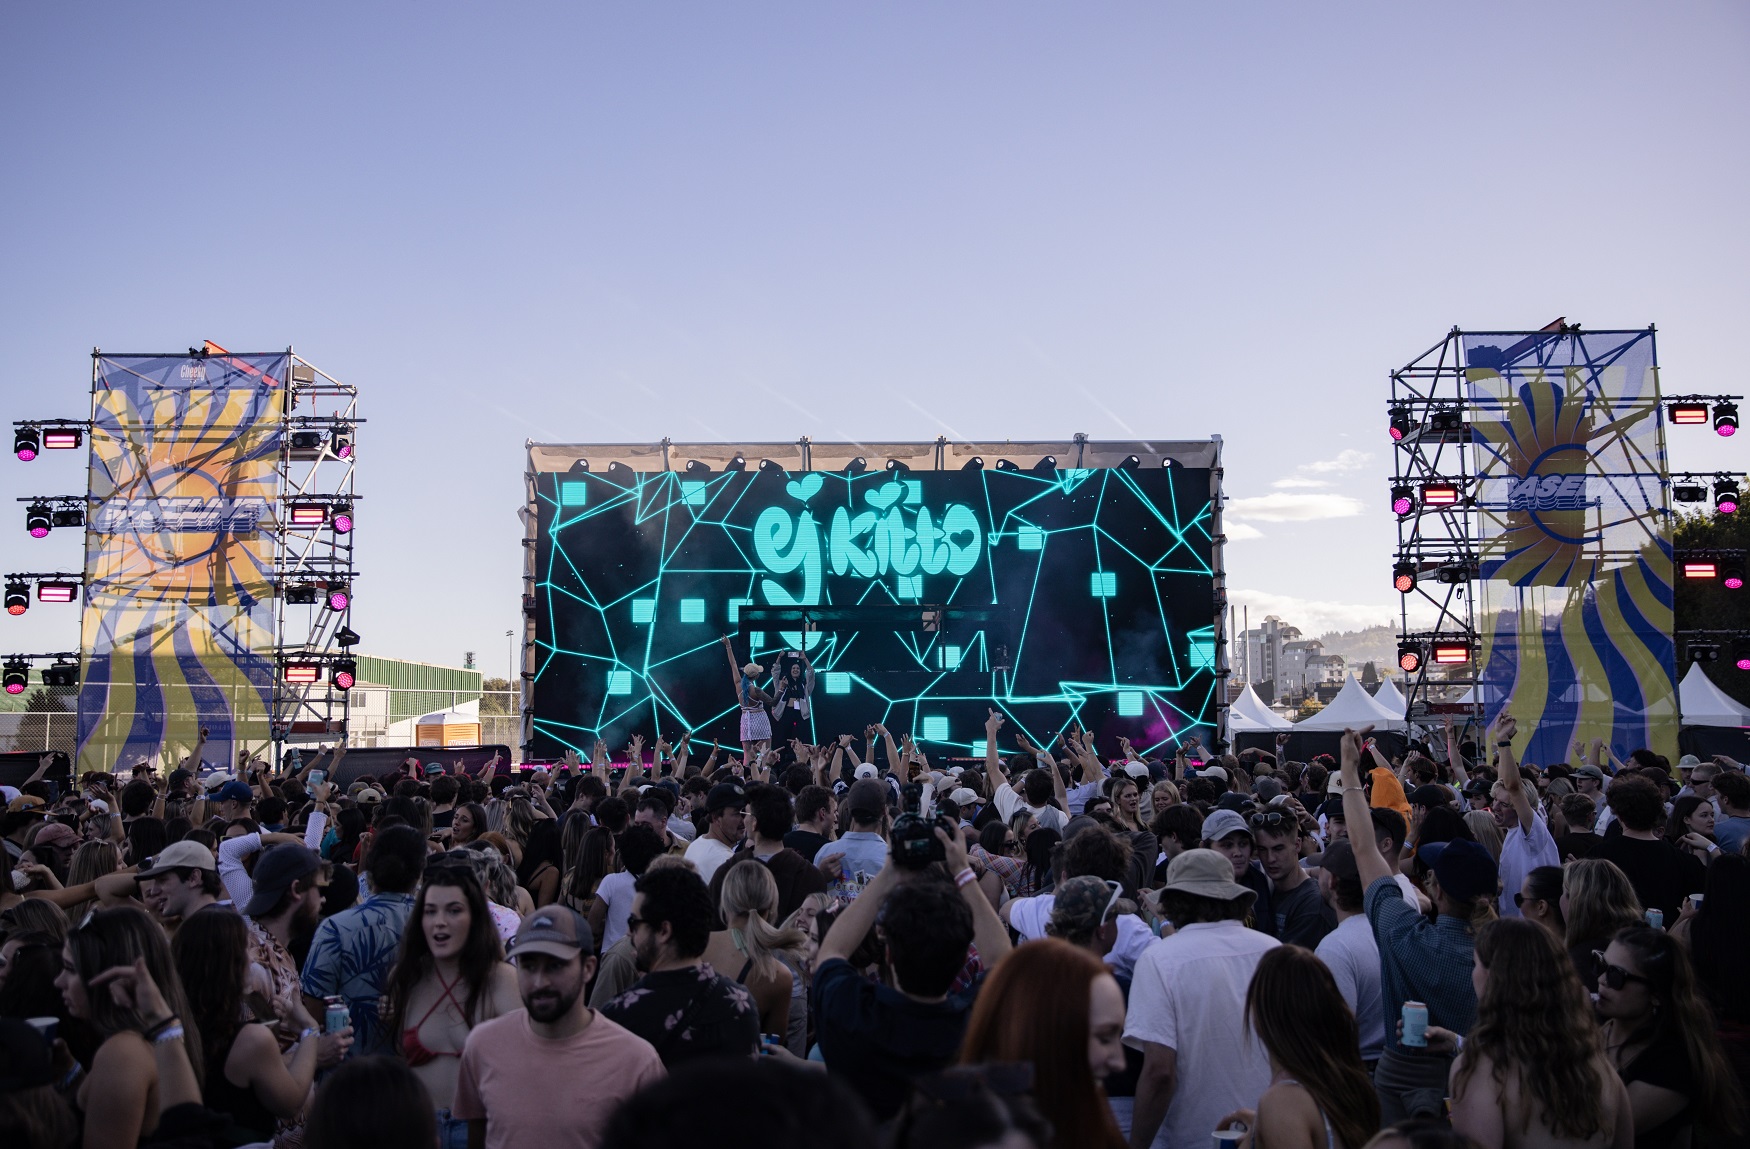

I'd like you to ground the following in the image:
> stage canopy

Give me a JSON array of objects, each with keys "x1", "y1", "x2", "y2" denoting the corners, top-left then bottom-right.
[
  {"x1": 1372, "y1": 678, "x2": 1408, "y2": 718},
  {"x1": 1294, "y1": 674, "x2": 1408, "y2": 732},
  {"x1": 1229, "y1": 684, "x2": 1292, "y2": 731},
  {"x1": 1679, "y1": 664, "x2": 1750, "y2": 728}
]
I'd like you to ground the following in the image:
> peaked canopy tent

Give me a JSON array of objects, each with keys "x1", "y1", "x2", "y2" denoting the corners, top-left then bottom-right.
[
  {"x1": 1228, "y1": 684, "x2": 1294, "y2": 755},
  {"x1": 1677, "y1": 664, "x2": 1750, "y2": 760},
  {"x1": 1371, "y1": 678, "x2": 1409, "y2": 718},
  {"x1": 1293, "y1": 675, "x2": 1409, "y2": 732}
]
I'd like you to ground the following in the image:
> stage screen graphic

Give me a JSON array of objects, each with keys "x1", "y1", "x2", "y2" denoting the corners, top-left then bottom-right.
[
  {"x1": 1464, "y1": 328, "x2": 1677, "y2": 762},
  {"x1": 76, "y1": 352, "x2": 285, "y2": 774},
  {"x1": 531, "y1": 466, "x2": 1218, "y2": 758}
]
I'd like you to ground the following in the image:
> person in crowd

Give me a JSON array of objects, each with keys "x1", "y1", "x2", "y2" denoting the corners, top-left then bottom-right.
[
  {"x1": 1250, "y1": 808, "x2": 1333, "y2": 946},
  {"x1": 305, "y1": 1055, "x2": 439, "y2": 1149},
  {"x1": 629, "y1": 794, "x2": 687, "y2": 857},
  {"x1": 1591, "y1": 775, "x2": 1706, "y2": 924},
  {"x1": 61, "y1": 841, "x2": 120, "y2": 926},
  {"x1": 971, "y1": 821, "x2": 1028, "y2": 900},
  {"x1": 173, "y1": 905, "x2": 349, "y2": 1144},
  {"x1": 240, "y1": 842, "x2": 325, "y2": 1028},
  {"x1": 593, "y1": 824, "x2": 667, "y2": 955},
  {"x1": 1594, "y1": 925, "x2": 1746, "y2": 1147},
  {"x1": 1341, "y1": 723, "x2": 1496, "y2": 1126},
  {"x1": 701, "y1": 859, "x2": 807, "y2": 1040},
  {"x1": 449, "y1": 802, "x2": 488, "y2": 850},
  {"x1": 959, "y1": 938, "x2": 1128, "y2": 1149},
  {"x1": 1556, "y1": 792, "x2": 1602, "y2": 861},
  {"x1": 1216, "y1": 945, "x2": 1380, "y2": 1149},
  {"x1": 1200, "y1": 807, "x2": 1274, "y2": 934},
  {"x1": 815, "y1": 777, "x2": 891, "y2": 890},
  {"x1": 1513, "y1": 864, "x2": 1565, "y2": 940},
  {"x1": 769, "y1": 648, "x2": 816, "y2": 748},
  {"x1": 1711, "y1": 770, "x2": 1750, "y2": 855},
  {"x1": 453, "y1": 905, "x2": 664, "y2": 1149},
  {"x1": 1107, "y1": 775, "x2": 1145, "y2": 836},
  {"x1": 1313, "y1": 840, "x2": 1385, "y2": 1072},
  {"x1": 382, "y1": 861, "x2": 519, "y2": 1149},
  {"x1": 1491, "y1": 755, "x2": 1559, "y2": 920},
  {"x1": 983, "y1": 711, "x2": 1070, "y2": 836},
  {"x1": 1125, "y1": 848, "x2": 1280, "y2": 1149},
  {"x1": 301, "y1": 824, "x2": 426, "y2": 1057},
  {"x1": 561, "y1": 825, "x2": 615, "y2": 915},
  {"x1": 601, "y1": 1056, "x2": 878, "y2": 1149},
  {"x1": 598, "y1": 864, "x2": 760, "y2": 1065},
  {"x1": 135, "y1": 840, "x2": 224, "y2": 924},
  {"x1": 784, "y1": 785, "x2": 837, "y2": 861},
  {"x1": 1681, "y1": 853, "x2": 1750, "y2": 1091},
  {"x1": 811, "y1": 825, "x2": 1011, "y2": 1121},
  {"x1": 705, "y1": 784, "x2": 828, "y2": 925},
  {"x1": 1436, "y1": 918, "x2": 1632, "y2": 1149},
  {"x1": 683, "y1": 781, "x2": 747, "y2": 884},
  {"x1": 722, "y1": 636, "x2": 776, "y2": 765},
  {"x1": 1561, "y1": 857, "x2": 1644, "y2": 994},
  {"x1": 0, "y1": 1015, "x2": 79, "y2": 1149},
  {"x1": 55, "y1": 906, "x2": 204, "y2": 1149},
  {"x1": 1464, "y1": 811, "x2": 1503, "y2": 863},
  {"x1": 1663, "y1": 795, "x2": 1719, "y2": 865},
  {"x1": 514, "y1": 820, "x2": 564, "y2": 907}
]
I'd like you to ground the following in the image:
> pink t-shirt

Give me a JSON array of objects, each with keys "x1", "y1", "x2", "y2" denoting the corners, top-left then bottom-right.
[{"x1": 452, "y1": 1008, "x2": 664, "y2": 1149}]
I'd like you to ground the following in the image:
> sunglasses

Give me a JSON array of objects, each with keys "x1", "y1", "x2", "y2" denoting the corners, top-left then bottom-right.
[
  {"x1": 1249, "y1": 811, "x2": 1293, "y2": 830},
  {"x1": 1591, "y1": 951, "x2": 1652, "y2": 990},
  {"x1": 1098, "y1": 879, "x2": 1122, "y2": 925},
  {"x1": 624, "y1": 914, "x2": 648, "y2": 933}
]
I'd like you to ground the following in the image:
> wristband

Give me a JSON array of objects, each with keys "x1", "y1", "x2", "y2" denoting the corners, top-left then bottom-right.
[
  {"x1": 142, "y1": 1015, "x2": 180, "y2": 1041},
  {"x1": 1496, "y1": 741, "x2": 1513, "y2": 748},
  {"x1": 953, "y1": 867, "x2": 977, "y2": 889},
  {"x1": 298, "y1": 1026, "x2": 319, "y2": 1042},
  {"x1": 152, "y1": 1024, "x2": 185, "y2": 1046}
]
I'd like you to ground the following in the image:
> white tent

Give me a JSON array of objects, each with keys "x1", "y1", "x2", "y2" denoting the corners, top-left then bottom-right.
[
  {"x1": 1371, "y1": 678, "x2": 1408, "y2": 718},
  {"x1": 1229, "y1": 684, "x2": 1293, "y2": 731},
  {"x1": 1292, "y1": 674, "x2": 1409, "y2": 731},
  {"x1": 1680, "y1": 663, "x2": 1750, "y2": 728}
]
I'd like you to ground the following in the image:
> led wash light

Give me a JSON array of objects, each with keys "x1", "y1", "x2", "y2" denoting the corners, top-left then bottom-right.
[
  {"x1": 1717, "y1": 480, "x2": 1740, "y2": 516},
  {"x1": 1670, "y1": 402, "x2": 1710, "y2": 425},
  {"x1": 14, "y1": 427, "x2": 39, "y2": 461},
  {"x1": 1393, "y1": 563, "x2": 1417, "y2": 594},
  {"x1": 4, "y1": 582, "x2": 27, "y2": 616},
  {"x1": 1683, "y1": 561, "x2": 1719, "y2": 580},
  {"x1": 331, "y1": 659, "x2": 356, "y2": 691},
  {"x1": 1420, "y1": 482, "x2": 1461, "y2": 507},
  {"x1": 25, "y1": 502, "x2": 51, "y2": 538},
  {"x1": 1716, "y1": 403, "x2": 1739, "y2": 437},
  {"x1": 36, "y1": 580, "x2": 78, "y2": 603},
  {"x1": 2, "y1": 658, "x2": 27, "y2": 695},
  {"x1": 325, "y1": 583, "x2": 350, "y2": 611},
  {"x1": 1397, "y1": 642, "x2": 1423, "y2": 673},
  {"x1": 1391, "y1": 485, "x2": 1415, "y2": 516},
  {"x1": 1388, "y1": 408, "x2": 1413, "y2": 442},
  {"x1": 42, "y1": 429, "x2": 81, "y2": 450},
  {"x1": 332, "y1": 425, "x2": 353, "y2": 459},
  {"x1": 331, "y1": 502, "x2": 353, "y2": 534},
  {"x1": 1727, "y1": 567, "x2": 1746, "y2": 591}
]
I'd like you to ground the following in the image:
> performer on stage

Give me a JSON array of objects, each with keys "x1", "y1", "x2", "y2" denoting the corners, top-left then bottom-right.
[
  {"x1": 770, "y1": 635, "x2": 816, "y2": 750},
  {"x1": 722, "y1": 634, "x2": 775, "y2": 766}
]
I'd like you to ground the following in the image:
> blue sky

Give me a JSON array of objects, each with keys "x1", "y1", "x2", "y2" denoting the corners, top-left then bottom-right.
[{"x1": 1, "y1": 2, "x2": 1746, "y2": 675}]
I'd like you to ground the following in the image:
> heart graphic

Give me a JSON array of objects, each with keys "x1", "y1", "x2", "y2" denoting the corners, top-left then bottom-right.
[
  {"x1": 784, "y1": 473, "x2": 824, "y2": 503},
  {"x1": 865, "y1": 481, "x2": 905, "y2": 510}
]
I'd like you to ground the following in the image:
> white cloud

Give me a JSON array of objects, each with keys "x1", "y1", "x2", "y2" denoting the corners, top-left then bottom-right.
[
  {"x1": 1271, "y1": 477, "x2": 1330, "y2": 490},
  {"x1": 1226, "y1": 493, "x2": 1365, "y2": 522},
  {"x1": 1224, "y1": 522, "x2": 1265, "y2": 541},
  {"x1": 1301, "y1": 449, "x2": 1374, "y2": 474},
  {"x1": 1228, "y1": 588, "x2": 1407, "y2": 635}
]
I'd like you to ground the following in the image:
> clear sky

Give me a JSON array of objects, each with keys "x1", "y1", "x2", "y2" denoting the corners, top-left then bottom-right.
[{"x1": 2, "y1": 2, "x2": 1746, "y2": 677}]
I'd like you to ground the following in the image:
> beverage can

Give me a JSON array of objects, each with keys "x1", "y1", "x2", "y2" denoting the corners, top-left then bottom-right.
[
  {"x1": 1645, "y1": 908, "x2": 1664, "y2": 930},
  {"x1": 1401, "y1": 1000, "x2": 1429, "y2": 1048},
  {"x1": 1213, "y1": 1129, "x2": 1246, "y2": 1149},
  {"x1": 324, "y1": 996, "x2": 350, "y2": 1034}
]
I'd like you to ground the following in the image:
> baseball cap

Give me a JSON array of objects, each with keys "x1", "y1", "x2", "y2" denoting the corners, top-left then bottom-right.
[
  {"x1": 424, "y1": 762, "x2": 445, "y2": 776},
  {"x1": 242, "y1": 844, "x2": 321, "y2": 917},
  {"x1": 706, "y1": 782, "x2": 747, "y2": 814},
  {"x1": 1164, "y1": 848, "x2": 1255, "y2": 902},
  {"x1": 1326, "y1": 773, "x2": 1347, "y2": 795},
  {"x1": 356, "y1": 787, "x2": 384, "y2": 804},
  {"x1": 1200, "y1": 808, "x2": 1251, "y2": 843},
  {"x1": 845, "y1": 778, "x2": 888, "y2": 817},
  {"x1": 1050, "y1": 876, "x2": 1122, "y2": 936},
  {"x1": 214, "y1": 780, "x2": 254, "y2": 806},
  {"x1": 1200, "y1": 765, "x2": 1229, "y2": 784},
  {"x1": 508, "y1": 906, "x2": 593, "y2": 961},
  {"x1": 5, "y1": 795, "x2": 46, "y2": 817},
  {"x1": 949, "y1": 787, "x2": 980, "y2": 807},
  {"x1": 1416, "y1": 839, "x2": 1498, "y2": 902},
  {"x1": 741, "y1": 661, "x2": 763, "y2": 676},
  {"x1": 1575, "y1": 765, "x2": 1605, "y2": 782},
  {"x1": 1408, "y1": 784, "x2": 1452, "y2": 808},
  {"x1": 854, "y1": 763, "x2": 878, "y2": 781},
  {"x1": 1123, "y1": 761, "x2": 1151, "y2": 781},
  {"x1": 31, "y1": 822, "x2": 76, "y2": 851},
  {"x1": 137, "y1": 840, "x2": 218, "y2": 878},
  {"x1": 1678, "y1": 754, "x2": 1702, "y2": 771},
  {"x1": 1319, "y1": 840, "x2": 1359, "y2": 882}
]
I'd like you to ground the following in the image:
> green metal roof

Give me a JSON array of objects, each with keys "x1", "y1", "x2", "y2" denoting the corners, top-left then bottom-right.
[{"x1": 354, "y1": 656, "x2": 482, "y2": 722}]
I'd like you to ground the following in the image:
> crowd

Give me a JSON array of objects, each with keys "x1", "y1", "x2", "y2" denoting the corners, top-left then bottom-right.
[{"x1": 3, "y1": 704, "x2": 1750, "y2": 1149}]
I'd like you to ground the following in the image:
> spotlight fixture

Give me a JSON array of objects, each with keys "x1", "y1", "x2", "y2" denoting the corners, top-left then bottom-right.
[
  {"x1": 25, "y1": 502, "x2": 51, "y2": 538},
  {"x1": 842, "y1": 457, "x2": 866, "y2": 475},
  {"x1": 1717, "y1": 480, "x2": 1740, "y2": 516},
  {"x1": 42, "y1": 428, "x2": 81, "y2": 451},
  {"x1": 1431, "y1": 640, "x2": 1473, "y2": 665},
  {"x1": 606, "y1": 461, "x2": 635, "y2": 483},
  {"x1": 684, "y1": 459, "x2": 710, "y2": 475},
  {"x1": 884, "y1": 459, "x2": 910, "y2": 474},
  {"x1": 14, "y1": 427, "x2": 39, "y2": 461},
  {"x1": 726, "y1": 455, "x2": 747, "y2": 472},
  {"x1": 759, "y1": 459, "x2": 787, "y2": 475},
  {"x1": 282, "y1": 662, "x2": 322, "y2": 684},
  {"x1": 1669, "y1": 401, "x2": 1710, "y2": 425},
  {"x1": 961, "y1": 457, "x2": 984, "y2": 470},
  {"x1": 1030, "y1": 456, "x2": 1057, "y2": 475},
  {"x1": 1391, "y1": 485, "x2": 1415, "y2": 517},
  {"x1": 331, "y1": 659, "x2": 356, "y2": 691},
  {"x1": 1436, "y1": 560, "x2": 1479, "y2": 584},
  {"x1": 1388, "y1": 407, "x2": 1413, "y2": 442},
  {"x1": 1427, "y1": 410, "x2": 1464, "y2": 435},
  {"x1": 995, "y1": 459, "x2": 1020, "y2": 473},
  {"x1": 1420, "y1": 482, "x2": 1461, "y2": 507},
  {"x1": 36, "y1": 580, "x2": 78, "y2": 603},
  {"x1": 333, "y1": 625, "x2": 360, "y2": 647},
  {"x1": 290, "y1": 430, "x2": 324, "y2": 451},
  {"x1": 325, "y1": 582, "x2": 350, "y2": 611},
  {"x1": 41, "y1": 660, "x2": 77, "y2": 687},
  {"x1": 1689, "y1": 643, "x2": 1719, "y2": 664},
  {"x1": 1727, "y1": 566, "x2": 1747, "y2": 590},
  {"x1": 2, "y1": 658, "x2": 27, "y2": 695},
  {"x1": 331, "y1": 501, "x2": 354, "y2": 534},
  {"x1": 1119, "y1": 455, "x2": 1142, "y2": 470},
  {"x1": 331, "y1": 424, "x2": 354, "y2": 459},
  {"x1": 1674, "y1": 482, "x2": 1707, "y2": 503},
  {"x1": 285, "y1": 584, "x2": 319, "y2": 605},
  {"x1": 1682, "y1": 560, "x2": 1719, "y2": 580},
  {"x1": 1392, "y1": 562, "x2": 1417, "y2": 594},
  {"x1": 1737, "y1": 641, "x2": 1750, "y2": 672},
  {"x1": 288, "y1": 502, "x2": 328, "y2": 527},
  {"x1": 1397, "y1": 642, "x2": 1423, "y2": 673},
  {"x1": 568, "y1": 458, "x2": 592, "y2": 474},
  {"x1": 1716, "y1": 402, "x2": 1739, "y2": 437},
  {"x1": 4, "y1": 581, "x2": 27, "y2": 616},
  {"x1": 51, "y1": 509, "x2": 83, "y2": 529}
]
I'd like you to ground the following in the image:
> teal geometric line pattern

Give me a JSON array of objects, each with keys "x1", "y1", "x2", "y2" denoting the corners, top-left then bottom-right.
[{"x1": 532, "y1": 466, "x2": 1217, "y2": 759}]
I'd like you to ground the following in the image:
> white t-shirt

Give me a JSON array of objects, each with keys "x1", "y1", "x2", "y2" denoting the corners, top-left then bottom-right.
[
  {"x1": 991, "y1": 782, "x2": 1068, "y2": 835},
  {"x1": 1066, "y1": 781, "x2": 1102, "y2": 816},
  {"x1": 1314, "y1": 913, "x2": 1385, "y2": 1061},
  {"x1": 1497, "y1": 811, "x2": 1560, "y2": 918},
  {"x1": 596, "y1": 871, "x2": 638, "y2": 951},
  {"x1": 1124, "y1": 921, "x2": 1279, "y2": 1149},
  {"x1": 684, "y1": 835, "x2": 736, "y2": 883},
  {"x1": 1007, "y1": 893, "x2": 1159, "y2": 979},
  {"x1": 1394, "y1": 872, "x2": 1422, "y2": 907}
]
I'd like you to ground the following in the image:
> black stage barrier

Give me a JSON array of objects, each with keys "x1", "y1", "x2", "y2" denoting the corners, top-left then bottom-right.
[
  {"x1": 297, "y1": 745, "x2": 514, "y2": 790},
  {"x1": 0, "y1": 751, "x2": 72, "y2": 790},
  {"x1": 1231, "y1": 730, "x2": 1409, "y2": 763},
  {"x1": 1679, "y1": 726, "x2": 1750, "y2": 762}
]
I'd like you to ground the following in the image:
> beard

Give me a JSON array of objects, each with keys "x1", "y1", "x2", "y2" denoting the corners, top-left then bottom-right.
[
  {"x1": 524, "y1": 985, "x2": 580, "y2": 1023},
  {"x1": 632, "y1": 932, "x2": 659, "y2": 973}
]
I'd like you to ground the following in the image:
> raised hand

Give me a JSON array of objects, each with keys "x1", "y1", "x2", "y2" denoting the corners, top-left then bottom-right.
[{"x1": 986, "y1": 708, "x2": 1006, "y2": 736}]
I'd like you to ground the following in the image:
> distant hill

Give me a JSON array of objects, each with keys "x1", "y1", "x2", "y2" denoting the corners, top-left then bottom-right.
[{"x1": 1314, "y1": 624, "x2": 1401, "y2": 672}]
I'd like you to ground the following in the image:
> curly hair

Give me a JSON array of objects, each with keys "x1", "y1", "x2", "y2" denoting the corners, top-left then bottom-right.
[{"x1": 1454, "y1": 919, "x2": 1611, "y2": 1141}]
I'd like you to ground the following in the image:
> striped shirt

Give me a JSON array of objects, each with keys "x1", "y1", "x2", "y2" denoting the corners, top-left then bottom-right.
[{"x1": 1364, "y1": 876, "x2": 1477, "y2": 1052}]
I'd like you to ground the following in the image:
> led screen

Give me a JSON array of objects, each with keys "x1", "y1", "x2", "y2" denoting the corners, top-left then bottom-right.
[{"x1": 531, "y1": 465, "x2": 1217, "y2": 758}]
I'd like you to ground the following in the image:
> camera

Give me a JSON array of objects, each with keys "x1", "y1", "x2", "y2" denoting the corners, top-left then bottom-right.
[{"x1": 890, "y1": 811, "x2": 958, "y2": 870}]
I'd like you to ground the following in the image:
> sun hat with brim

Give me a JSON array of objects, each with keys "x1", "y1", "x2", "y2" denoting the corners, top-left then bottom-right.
[
  {"x1": 742, "y1": 662, "x2": 763, "y2": 677},
  {"x1": 1200, "y1": 808, "x2": 1251, "y2": 843},
  {"x1": 1677, "y1": 754, "x2": 1702, "y2": 771},
  {"x1": 137, "y1": 840, "x2": 217, "y2": 878},
  {"x1": 508, "y1": 905, "x2": 593, "y2": 961},
  {"x1": 1416, "y1": 839, "x2": 1498, "y2": 902},
  {"x1": 242, "y1": 844, "x2": 321, "y2": 917},
  {"x1": 1163, "y1": 848, "x2": 1255, "y2": 902}
]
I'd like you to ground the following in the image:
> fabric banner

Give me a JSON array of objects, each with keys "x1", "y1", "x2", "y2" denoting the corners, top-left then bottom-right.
[
  {"x1": 1464, "y1": 328, "x2": 1676, "y2": 762},
  {"x1": 75, "y1": 352, "x2": 285, "y2": 774}
]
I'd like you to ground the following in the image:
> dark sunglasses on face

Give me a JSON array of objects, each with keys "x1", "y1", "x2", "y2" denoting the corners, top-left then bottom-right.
[{"x1": 1592, "y1": 951, "x2": 1652, "y2": 990}]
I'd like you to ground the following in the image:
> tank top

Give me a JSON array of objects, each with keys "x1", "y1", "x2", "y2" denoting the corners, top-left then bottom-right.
[{"x1": 207, "y1": 1028, "x2": 281, "y2": 1146}]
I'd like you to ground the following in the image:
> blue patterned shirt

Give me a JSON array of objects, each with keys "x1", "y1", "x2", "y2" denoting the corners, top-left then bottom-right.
[
  {"x1": 1364, "y1": 876, "x2": 1477, "y2": 1051},
  {"x1": 300, "y1": 891, "x2": 416, "y2": 1057}
]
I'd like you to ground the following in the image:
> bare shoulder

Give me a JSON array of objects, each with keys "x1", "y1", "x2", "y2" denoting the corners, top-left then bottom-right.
[
  {"x1": 486, "y1": 961, "x2": 521, "y2": 1013},
  {"x1": 92, "y1": 1029, "x2": 154, "y2": 1073}
]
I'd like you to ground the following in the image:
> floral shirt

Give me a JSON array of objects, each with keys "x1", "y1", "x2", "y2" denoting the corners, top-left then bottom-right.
[
  {"x1": 299, "y1": 891, "x2": 417, "y2": 1057},
  {"x1": 244, "y1": 916, "x2": 303, "y2": 1048},
  {"x1": 598, "y1": 962, "x2": 760, "y2": 1067}
]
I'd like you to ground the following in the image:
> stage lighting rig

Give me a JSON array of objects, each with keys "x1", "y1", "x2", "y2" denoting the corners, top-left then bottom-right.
[
  {"x1": 1393, "y1": 562, "x2": 1417, "y2": 593},
  {"x1": 759, "y1": 459, "x2": 787, "y2": 476},
  {"x1": 684, "y1": 459, "x2": 709, "y2": 475},
  {"x1": 4, "y1": 573, "x2": 83, "y2": 609},
  {"x1": 1689, "y1": 642, "x2": 1719, "y2": 664},
  {"x1": 961, "y1": 457, "x2": 984, "y2": 470},
  {"x1": 726, "y1": 455, "x2": 747, "y2": 472},
  {"x1": 995, "y1": 459, "x2": 1020, "y2": 473},
  {"x1": 1388, "y1": 406, "x2": 1413, "y2": 442},
  {"x1": 1717, "y1": 403, "x2": 1739, "y2": 437},
  {"x1": 1397, "y1": 642, "x2": 1422, "y2": 673},
  {"x1": 41, "y1": 659, "x2": 78, "y2": 688},
  {"x1": 1673, "y1": 481, "x2": 1707, "y2": 503},
  {"x1": 285, "y1": 584, "x2": 320, "y2": 605},
  {"x1": 14, "y1": 427, "x2": 38, "y2": 461},
  {"x1": 1663, "y1": 394, "x2": 1742, "y2": 436},
  {"x1": 331, "y1": 659, "x2": 356, "y2": 691},
  {"x1": 1426, "y1": 409, "x2": 1464, "y2": 437},
  {"x1": 24, "y1": 501, "x2": 51, "y2": 538},
  {"x1": 331, "y1": 424, "x2": 353, "y2": 459},
  {"x1": 4, "y1": 581, "x2": 26, "y2": 616},
  {"x1": 333, "y1": 626, "x2": 360, "y2": 647},
  {"x1": 1738, "y1": 641, "x2": 1750, "y2": 672},
  {"x1": 325, "y1": 582, "x2": 350, "y2": 611},
  {"x1": 1431, "y1": 639, "x2": 1473, "y2": 665},
  {"x1": 1030, "y1": 456, "x2": 1057, "y2": 475},
  {"x1": 331, "y1": 501, "x2": 353, "y2": 533},
  {"x1": 841, "y1": 457, "x2": 866, "y2": 475},
  {"x1": 282, "y1": 662, "x2": 322, "y2": 684},
  {"x1": 1420, "y1": 481, "x2": 1462, "y2": 508},
  {"x1": 1669, "y1": 401, "x2": 1710, "y2": 426},
  {"x1": 884, "y1": 459, "x2": 910, "y2": 474},
  {"x1": 1436, "y1": 559, "x2": 1480, "y2": 584},
  {"x1": 2, "y1": 657, "x2": 28, "y2": 694},
  {"x1": 1390, "y1": 485, "x2": 1415, "y2": 517},
  {"x1": 1717, "y1": 479, "x2": 1740, "y2": 516}
]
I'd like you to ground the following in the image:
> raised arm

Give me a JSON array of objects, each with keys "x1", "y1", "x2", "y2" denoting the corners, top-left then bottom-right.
[
  {"x1": 984, "y1": 710, "x2": 1010, "y2": 791},
  {"x1": 1492, "y1": 713, "x2": 1536, "y2": 829},
  {"x1": 940, "y1": 826, "x2": 1011, "y2": 962},
  {"x1": 721, "y1": 635, "x2": 744, "y2": 697},
  {"x1": 878, "y1": 724, "x2": 900, "y2": 772},
  {"x1": 1339, "y1": 726, "x2": 1393, "y2": 888}
]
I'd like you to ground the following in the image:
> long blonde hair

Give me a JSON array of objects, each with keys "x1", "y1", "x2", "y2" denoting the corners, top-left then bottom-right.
[
  {"x1": 718, "y1": 861, "x2": 805, "y2": 982},
  {"x1": 1563, "y1": 858, "x2": 1642, "y2": 948},
  {"x1": 1464, "y1": 811, "x2": 1503, "y2": 861}
]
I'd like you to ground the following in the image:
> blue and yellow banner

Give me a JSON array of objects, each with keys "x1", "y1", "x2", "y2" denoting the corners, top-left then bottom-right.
[
  {"x1": 1464, "y1": 329, "x2": 1677, "y2": 762},
  {"x1": 75, "y1": 351, "x2": 285, "y2": 774}
]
